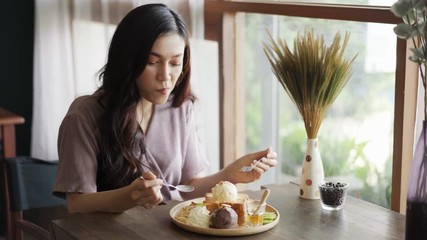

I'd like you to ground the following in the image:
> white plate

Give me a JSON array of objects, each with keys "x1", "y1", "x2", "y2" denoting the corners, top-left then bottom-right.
[{"x1": 170, "y1": 197, "x2": 280, "y2": 236}]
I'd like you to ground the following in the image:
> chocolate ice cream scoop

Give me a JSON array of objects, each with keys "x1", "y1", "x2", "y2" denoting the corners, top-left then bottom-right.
[{"x1": 209, "y1": 205, "x2": 238, "y2": 229}]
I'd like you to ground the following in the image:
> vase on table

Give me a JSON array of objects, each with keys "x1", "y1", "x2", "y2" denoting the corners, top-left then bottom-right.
[
  {"x1": 299, "y1": 138, "x2": 325, "y2": 199},
  {"x1": 406, "y1": 121, "x2": 427, "y2": 239},
  {"x1": 263, "y1": 30, "x2": 354, "y2": 200}
]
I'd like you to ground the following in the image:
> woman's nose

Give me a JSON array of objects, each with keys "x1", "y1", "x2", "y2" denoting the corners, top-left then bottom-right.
[{"x1": 157, "y1": 64, "x2": 172, "y2": 82}]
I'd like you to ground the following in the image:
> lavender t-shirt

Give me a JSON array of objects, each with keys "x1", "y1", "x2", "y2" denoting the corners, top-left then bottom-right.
[{"x1": 53, "y1": 93, "x2": 209, "y2": 200}]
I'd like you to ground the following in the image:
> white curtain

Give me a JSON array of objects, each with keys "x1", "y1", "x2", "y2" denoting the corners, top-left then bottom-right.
[
  {"x1": 32, "y1": 0, "x2": 75, "y2": 161},
  {"x1": 32, "y1": 0, "x2": 218, "y2": 171}
]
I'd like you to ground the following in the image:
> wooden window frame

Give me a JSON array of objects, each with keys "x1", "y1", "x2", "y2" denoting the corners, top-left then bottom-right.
[{"x1": 204, "y1": 0, "x2": 416, "y2": 213}]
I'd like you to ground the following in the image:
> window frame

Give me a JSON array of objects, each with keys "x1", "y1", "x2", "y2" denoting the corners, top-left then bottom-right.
[{"x1": 204, "y1": 0, "x2": 417, "y2": 213}]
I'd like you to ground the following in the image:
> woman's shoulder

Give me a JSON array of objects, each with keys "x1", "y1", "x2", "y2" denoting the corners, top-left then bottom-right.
[
  {"x1": 154, "y1": 96, "x2": 195, "y2": 127},
  {"x1": 180, "y1": 97, "x2": 195, "y2": 111},
  {"x1": 161, "y1": 95, "x2": 194, "y2": 114},
  {"x1": 65, "y1": 92, "x2": 104, "y2": 120}
]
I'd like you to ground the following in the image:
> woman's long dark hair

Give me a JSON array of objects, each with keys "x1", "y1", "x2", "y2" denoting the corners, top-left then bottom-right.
[{"x1": 96, "y1": 4, "x2": 192, "y2": 190}]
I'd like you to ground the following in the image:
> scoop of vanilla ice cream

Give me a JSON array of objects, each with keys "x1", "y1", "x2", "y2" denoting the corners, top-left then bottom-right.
[
  {"x1": 186, "y1": 205, "x2": 211, "y2": 228},
  {"x1": 212, "y1": 181, "x2": 238, "y2": 202}
]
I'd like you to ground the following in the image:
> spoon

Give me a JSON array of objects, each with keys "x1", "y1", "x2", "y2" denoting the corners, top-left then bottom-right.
[
  {"x1": 139, "y1": 176, "x2": 195, "y2": 193},
  {"x1": 254, "y1": 189, "x2": 270, "y2": 214},
  {"x1": 240, "y1": 157, "x2": 265, "y2": 173},
  {"x1": 162, "y1": 183, "x2": 195, "y2": 193}
]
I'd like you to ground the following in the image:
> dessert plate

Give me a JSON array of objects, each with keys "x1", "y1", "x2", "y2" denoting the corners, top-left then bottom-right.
[{"x1": 170, "y1": 197, "x2": 280, "y2": 236}]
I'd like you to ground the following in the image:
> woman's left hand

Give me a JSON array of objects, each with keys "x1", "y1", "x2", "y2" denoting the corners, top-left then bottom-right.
[{"x1": 223, "y1": 147, "x2": 278, "y2": 183}]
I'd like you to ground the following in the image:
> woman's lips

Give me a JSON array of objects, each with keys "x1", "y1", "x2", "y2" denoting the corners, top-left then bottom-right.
[{"x1": 157, "y1": 88, "x2": 169, "y2": 95}]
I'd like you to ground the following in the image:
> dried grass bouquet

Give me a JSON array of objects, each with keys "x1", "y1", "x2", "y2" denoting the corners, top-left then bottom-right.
[{"x1": 263, "y1": 30, "x2": 357, "y2": 138}]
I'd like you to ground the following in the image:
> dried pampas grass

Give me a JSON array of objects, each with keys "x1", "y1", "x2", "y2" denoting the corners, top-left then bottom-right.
[{"x1": 264, "y1": 30, "x2": 357, "y2": 138}]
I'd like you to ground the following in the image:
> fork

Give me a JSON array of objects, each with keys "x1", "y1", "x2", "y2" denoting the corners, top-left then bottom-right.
[{"x1": 240, "y1": 157, "x2": 265, "y2": 173}]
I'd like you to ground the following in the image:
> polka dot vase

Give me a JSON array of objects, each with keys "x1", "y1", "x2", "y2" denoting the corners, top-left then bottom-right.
[{"x1": 299, "y1": 138, "x2": 324, "y2": 199}]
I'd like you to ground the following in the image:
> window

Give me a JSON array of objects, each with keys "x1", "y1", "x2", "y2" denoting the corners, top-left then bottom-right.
[
  {"x1": 266, "y1": 0, "x2": 395, "y2": 6},
  {"x1": 205, "y1": 0, "x2": 416, "y2": 212},
  {"x1": 242, "y1": 13, "x2": 396, "y2": 208}
]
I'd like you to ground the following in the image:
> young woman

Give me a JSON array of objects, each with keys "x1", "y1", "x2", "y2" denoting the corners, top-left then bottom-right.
[{"x1": 53, "y1": 3, "x2": 277, "y2": 213}]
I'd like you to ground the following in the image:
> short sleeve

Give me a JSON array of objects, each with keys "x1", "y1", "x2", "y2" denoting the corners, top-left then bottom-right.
[
  {"x1": 180, "y1": 102, "x2": 210, "y2": 184},
  {"x1": 53, "y1": 113, "x2": 99, "y2": 198}
]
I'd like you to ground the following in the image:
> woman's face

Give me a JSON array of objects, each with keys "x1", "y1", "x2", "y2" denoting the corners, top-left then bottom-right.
[{"x1": 136, "y1": 33, "x2": 186, "y2": 105}]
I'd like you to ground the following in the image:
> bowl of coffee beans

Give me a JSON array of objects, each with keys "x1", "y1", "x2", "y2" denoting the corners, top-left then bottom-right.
[{"x1": 318, "y1": 181, "x2": 349, "y2": 211}]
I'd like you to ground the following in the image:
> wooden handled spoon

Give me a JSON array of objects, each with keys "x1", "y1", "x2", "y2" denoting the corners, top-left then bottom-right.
[{"x1": 254, "y1": 189, "x2": 270, "y2": 214}]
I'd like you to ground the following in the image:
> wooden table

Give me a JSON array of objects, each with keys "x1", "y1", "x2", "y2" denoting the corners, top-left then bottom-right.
[
  {"x1": 51, "y1": 183, "x2": 405, "y2": 240},
  {"x1": 0, "y1": 107, "x2": 25, "y2": 158}
]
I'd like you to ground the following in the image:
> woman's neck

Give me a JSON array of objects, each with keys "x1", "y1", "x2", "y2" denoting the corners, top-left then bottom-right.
[{"x1": 137, "y1": 99, "x2": 154, "y2": 133}]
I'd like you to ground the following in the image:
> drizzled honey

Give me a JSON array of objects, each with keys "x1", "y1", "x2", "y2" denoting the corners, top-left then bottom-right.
[{"x1": 248, "y1": 214, "x2": 263, "y2": 226}]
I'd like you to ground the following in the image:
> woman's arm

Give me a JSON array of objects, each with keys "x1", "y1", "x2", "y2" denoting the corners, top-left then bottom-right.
[
  {"x1": 180, "y1": 147, "x2": 277, "y2": 200},
  {"x1": 67, "y1": 186, "x2": 135, "y2": 213},
  {"x1": 66, "y1": 172, "x2": 164, "y2": 213}
]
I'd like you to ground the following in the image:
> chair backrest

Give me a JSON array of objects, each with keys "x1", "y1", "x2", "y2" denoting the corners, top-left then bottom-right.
[
  {"x1": 4, "y1": 156, "x2": 66, "y2": 240},
  {"x1": 6, "y1": 157, "x2": 65, "y2": 211}
]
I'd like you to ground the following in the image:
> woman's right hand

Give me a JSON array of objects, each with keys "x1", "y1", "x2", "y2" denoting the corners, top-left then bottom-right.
[
  {"x1": 130, "y1": 172, "x2": 163, "y2": 209},
  {"x1": 221, "y1": 147, "x2": 277, "y2": 184}
]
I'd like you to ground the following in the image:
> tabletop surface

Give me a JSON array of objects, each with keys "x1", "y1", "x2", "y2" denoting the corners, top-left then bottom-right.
[
  {"x1": 0, "y1": 107, "x2": 25, "y2": 125},
  {"x1": 51, "y1": 183, "x2": 405, "y2": 240}
]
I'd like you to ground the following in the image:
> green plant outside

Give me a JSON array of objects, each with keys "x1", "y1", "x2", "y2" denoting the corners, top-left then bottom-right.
[{"x1": 278, "y1": 124, "x2": 392, "y2": 208}]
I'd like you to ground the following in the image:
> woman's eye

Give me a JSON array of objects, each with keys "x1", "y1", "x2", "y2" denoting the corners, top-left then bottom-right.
[
  {"x1": 171, "y1": 62, "x2": 182, "y2": 67},
  {"x1": 147, "y1": 61, "x2": 159, "y2": 65}
]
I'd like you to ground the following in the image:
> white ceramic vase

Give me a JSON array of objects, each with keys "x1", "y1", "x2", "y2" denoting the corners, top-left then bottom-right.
[{"x1": 299, "y1": 138, "x2": 325, "y2": 199}]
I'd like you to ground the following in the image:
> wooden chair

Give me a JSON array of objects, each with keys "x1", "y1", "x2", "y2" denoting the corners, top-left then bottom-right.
[
  {"x1": 3, "y1": 157, "x2": 66, "y2": 240},
  {"x1": 0, "y1": 107, "x2": 25, "y2": 238}
]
